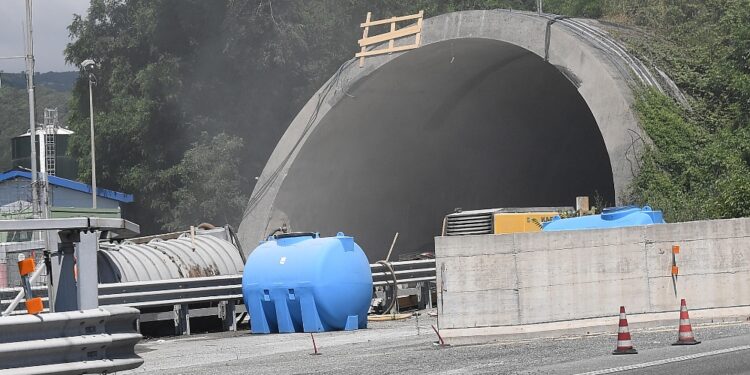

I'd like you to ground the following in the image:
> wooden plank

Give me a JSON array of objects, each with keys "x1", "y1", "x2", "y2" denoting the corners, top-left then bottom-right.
[
  {"x1": 388, "y1": 20, "x2": 396, "y2": 51},
  {"x1": 414, "y1": 10, "x2": 424, "y2": 47},
  {"x1": 355, "y1": 43, "x2": 420, "y2": 58},
  {"x1": 360, "y1": 12, "x2": 422, "y2": 27},
  {"x1": 358, "y1": 24, "x2": 421, "y2": 47},
  {"x1": 359, "y1": 12, "x2": 371, "y2": 67}
]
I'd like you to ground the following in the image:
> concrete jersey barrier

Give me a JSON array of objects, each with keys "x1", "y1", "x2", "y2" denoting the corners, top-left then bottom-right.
[{"x1": 435, "y1": 218, "x2": 750, "y2": 343}]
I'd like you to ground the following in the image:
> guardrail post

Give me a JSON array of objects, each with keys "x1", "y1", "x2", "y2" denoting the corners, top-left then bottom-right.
[
  {"x1": 428, "y1": 281, "x2": 435, "y2": 308},
  {"x1": 50, "y1": 232, "x2": 78, "y2": 312},
  {"x1": 76, "y1": 231, "x2": 99, "y2": 310},
  {"x1": 220, "y1": 300, "x2": 237, "y2": 331},
  {"x1": 418, "y1": 281, "x2": 430, "y2": 310},
  {"x1": 174, "y1": 303, "x2": 190, "y2": 335}
]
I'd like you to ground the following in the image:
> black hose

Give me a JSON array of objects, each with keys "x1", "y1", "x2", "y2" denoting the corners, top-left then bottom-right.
[
  {"x1": 376, "y1": 260, "x2": 398, "y2": 314},
  {"x1": 236, "y1": 312, "x2": 248, "y2": 325},
  {"x1": 227, "y1": 225, "x2": 246, "y2": 263}
]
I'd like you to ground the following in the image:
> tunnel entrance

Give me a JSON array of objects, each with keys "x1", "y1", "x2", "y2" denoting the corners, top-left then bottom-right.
[{"x1": 269, "y1": 38, "x2": 614, "y2": 260}]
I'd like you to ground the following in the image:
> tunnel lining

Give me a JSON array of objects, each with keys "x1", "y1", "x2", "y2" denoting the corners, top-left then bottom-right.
[
  {"x1": 268, "y1": 38, "x2": 614, "y2": 258},
  {"x1": 240, "y1": 10, "x2": 665, "y2": 258}
]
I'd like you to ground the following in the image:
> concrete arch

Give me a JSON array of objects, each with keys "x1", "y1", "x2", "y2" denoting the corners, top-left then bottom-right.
[{"x1": 239, "y1": 10, "x2": 671, "y2": 259}]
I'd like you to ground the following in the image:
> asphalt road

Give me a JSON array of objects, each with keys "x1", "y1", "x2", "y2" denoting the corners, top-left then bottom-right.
[
  {"x1": 124, "y1": 312, "x2": 750, "y2": 374},
  {"x1": 619, "y1": 347, "x2": 750, "y2": 375}
]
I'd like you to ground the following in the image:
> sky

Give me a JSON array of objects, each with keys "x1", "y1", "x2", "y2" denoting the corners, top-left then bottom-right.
[{"x1": 0, "y1": 0, "x2": 90, "y2": 73}]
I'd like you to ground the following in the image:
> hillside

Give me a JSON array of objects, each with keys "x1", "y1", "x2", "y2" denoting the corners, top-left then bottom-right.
[{"x1": 0, "y1": 71, "x2": 78, "y2": 92}]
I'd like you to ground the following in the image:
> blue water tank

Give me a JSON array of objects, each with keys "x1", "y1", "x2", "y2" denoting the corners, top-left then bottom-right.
[
  {"x1": 242, "y1": 232, "x2": 373, "y2": 333},
  {"x1": 542, "y1": 206, "x2": 665, "y2": 231}
]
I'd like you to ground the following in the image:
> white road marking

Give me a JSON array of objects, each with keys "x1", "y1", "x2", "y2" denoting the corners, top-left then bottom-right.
[{"x1": 575, "y1": 345, "x2": 750, "y2": 375}]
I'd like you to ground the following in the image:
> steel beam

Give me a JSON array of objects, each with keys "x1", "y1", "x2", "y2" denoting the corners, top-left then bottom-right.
[{"x1": 0, "y1": 217, "x2": 139, "y2": 238}]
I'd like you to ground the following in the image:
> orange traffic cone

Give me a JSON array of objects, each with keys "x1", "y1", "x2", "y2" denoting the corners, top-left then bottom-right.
[
  {"x1": 613, "y1": 306, "x2": 638, "y2": 355},
  {"x1": 673, "y1": 299, "x2": 701, "y2": 345}
]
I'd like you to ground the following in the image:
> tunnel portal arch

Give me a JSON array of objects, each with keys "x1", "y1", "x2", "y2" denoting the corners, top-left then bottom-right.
[{"x1": 239, "y1": 10, "x2": 673, "y2": 260}]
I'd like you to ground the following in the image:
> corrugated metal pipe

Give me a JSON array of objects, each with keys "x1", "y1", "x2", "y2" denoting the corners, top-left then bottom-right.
[{"x1": 98, "y1": 227, "x2": 244, "y2": 283}]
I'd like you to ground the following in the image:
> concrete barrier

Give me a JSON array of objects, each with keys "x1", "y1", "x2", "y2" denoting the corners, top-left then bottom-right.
[{"x1": 435, "y1": 218, "x2": 750, "y2": 344}]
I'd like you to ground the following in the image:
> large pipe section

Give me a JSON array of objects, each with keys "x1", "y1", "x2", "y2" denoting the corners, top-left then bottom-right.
[{"x1": 98, "y1": 230, "x2": 243, "y2": 283}]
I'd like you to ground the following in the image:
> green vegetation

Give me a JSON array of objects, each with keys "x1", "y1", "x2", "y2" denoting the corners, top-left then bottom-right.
[
  {"x1": 608, "y1": 1, "x2": 750, "y2": 221},
  {"x1": 60, "y1": 0, "x2": 750, "y2": 232}
]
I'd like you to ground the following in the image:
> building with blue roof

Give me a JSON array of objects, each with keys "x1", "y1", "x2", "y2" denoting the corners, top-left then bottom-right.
[{"x1": 0, "y1": 169, "x2": 133, "y2": 223}]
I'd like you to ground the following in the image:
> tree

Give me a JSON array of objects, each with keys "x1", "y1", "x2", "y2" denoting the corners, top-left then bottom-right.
[
  {"x1": 161, "y1": 132, "x2": 248, "y2": 230},
  {"x1": 65, "y1": 0, "x2": 229, "y2": 231}
]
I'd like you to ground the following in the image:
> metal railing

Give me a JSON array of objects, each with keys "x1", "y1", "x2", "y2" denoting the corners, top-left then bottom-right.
[
  {"x1": 1, "y1": 258, "x2": 437, "y2": 334},
  {"x1": 2, "y1": 260, "x2": 436, "y2": 313},
  {"x1": 371, "y1": 259, "x2": 436, "y2": 286},
  {"x1": 0, "y1": 306, "x2": 143, "y2": 374},
  {"x1": 1, "y1": 276, "x2": 243, "y2": 333}
]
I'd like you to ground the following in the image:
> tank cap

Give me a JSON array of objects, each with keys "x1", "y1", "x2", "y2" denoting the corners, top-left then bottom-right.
[{"x1": 336, "y1": 232, "x2": 346, "y2": 237}]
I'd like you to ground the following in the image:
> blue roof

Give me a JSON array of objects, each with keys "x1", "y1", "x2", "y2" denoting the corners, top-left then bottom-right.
[{"x1": 0, "y1": 170, "x2": 134, "y2": 203}]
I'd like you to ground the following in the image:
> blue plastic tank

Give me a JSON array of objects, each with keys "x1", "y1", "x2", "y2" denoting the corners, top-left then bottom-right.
[
  {"x1": 542, "y1": 206, "x2": 665, "y2": 231},
  {"x1": 242, "y1": 232, "x2": 373, "y2": 333}
]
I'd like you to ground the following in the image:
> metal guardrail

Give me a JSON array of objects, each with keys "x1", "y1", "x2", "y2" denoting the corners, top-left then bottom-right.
[
  {"x1": 1, "y1": 259, "x2": 436, "y2": 334},
  {"x1": 2, "y1": 260, "x2": 436, "y2": 312},
  {"x1": 371, "y1": 259, "x2": 436, "y2": 287},
  {"x1": 0, "y1": 306, "x2": 143, "y2": 374},
  {"x1": 98, "y1": 275, "x2": 243, "y2": 335},
  {"x1": 1, "y1": 275, "x2": 243, "y2": 335},
  {"x1": 98, "y1": 274, "x2": 242, "y2": 307}
]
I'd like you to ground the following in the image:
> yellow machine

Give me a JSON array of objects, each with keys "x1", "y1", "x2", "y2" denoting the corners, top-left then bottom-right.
[
  {"x1": 492, "y1": 212, "x2": 560, "y2": 234},
  {"x1": 442, "y1": 207, "x2": 571, "y2": 236}
]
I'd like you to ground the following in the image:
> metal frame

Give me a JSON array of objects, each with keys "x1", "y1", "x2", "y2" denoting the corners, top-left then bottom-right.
[
  {"x1": 0, "y1": 217, "x2": 139, "y2": 238},
  {"x1": 0, "y1": 217, "x2": 139, "y2": 313}
]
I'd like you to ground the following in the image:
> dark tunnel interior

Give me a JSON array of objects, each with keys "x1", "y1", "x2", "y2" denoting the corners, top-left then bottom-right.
[{"x1": 272, "y1": 38, "x2": 615, "y2": 260}]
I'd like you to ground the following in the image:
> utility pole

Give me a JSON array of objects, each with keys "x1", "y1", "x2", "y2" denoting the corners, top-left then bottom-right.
[
  {"x1": 88, "y1": 75, "x2": 97, "y2": 208},
  {"x1": 82, "y1": 59, "x2": 97, "y2": 209},
  {"x1": 537, "y1": 0, "x2": 543, "y2": 15},
  {"x1": 24, "y1": 0, "x2": 44, "y2": 219}
]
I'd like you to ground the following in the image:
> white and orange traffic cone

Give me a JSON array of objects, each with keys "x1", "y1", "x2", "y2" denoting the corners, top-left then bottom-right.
[
  {"x1": 613, "y1": 306, "x2": 638, "y2": 355},
  {"x1": 673, "y1": 299, "x2": 701, "y2": 345}
]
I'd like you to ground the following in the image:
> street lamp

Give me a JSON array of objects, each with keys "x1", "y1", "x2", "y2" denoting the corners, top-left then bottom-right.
[{"x1": 81, "y1": 59, "x2": 97, "y2": 209}]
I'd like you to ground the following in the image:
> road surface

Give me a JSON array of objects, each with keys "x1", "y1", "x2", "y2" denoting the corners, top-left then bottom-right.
[{"x1": 124, "y1": 312, "x2": 750, "y2": 374}]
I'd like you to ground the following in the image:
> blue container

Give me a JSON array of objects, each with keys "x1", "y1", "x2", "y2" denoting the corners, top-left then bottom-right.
[
  {"x1": 542, "y1": 206, "x2": 665, "y2": 232},
  {"x1": 242, "y1": 232, "x2": 372, "y2": 333}
]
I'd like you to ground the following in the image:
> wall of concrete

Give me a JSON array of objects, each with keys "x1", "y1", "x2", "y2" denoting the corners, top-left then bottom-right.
[{"x1": 435, "y1": 218, "x2": 750, "y2": 335}]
